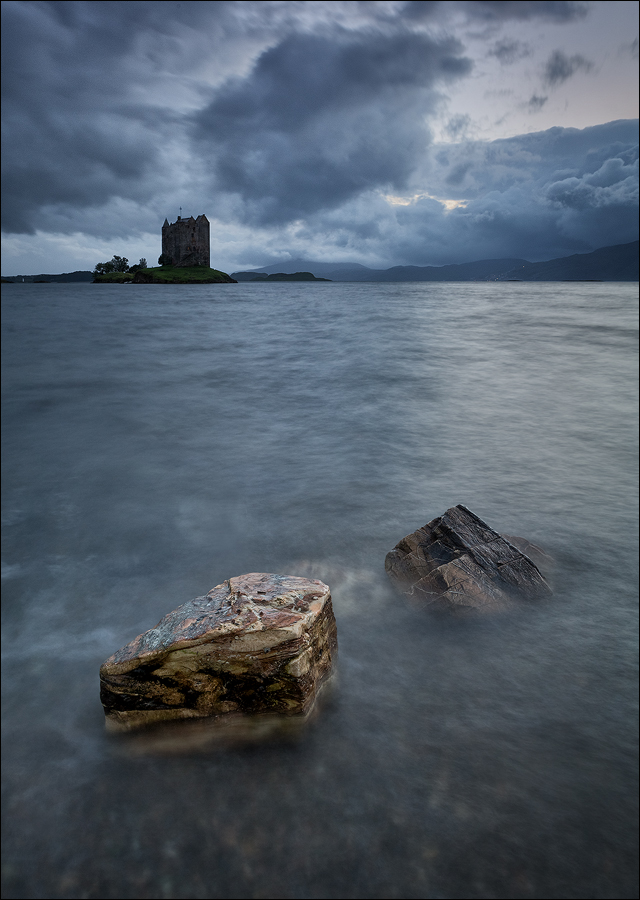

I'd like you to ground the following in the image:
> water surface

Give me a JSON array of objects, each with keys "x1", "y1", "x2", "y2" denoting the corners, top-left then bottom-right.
[{"x1": 2, "y1": 281, "x2": 638, "y2": 899}]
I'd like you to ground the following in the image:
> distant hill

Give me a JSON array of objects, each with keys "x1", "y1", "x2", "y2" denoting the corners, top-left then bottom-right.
[
  {"x1": 232, "y1": 241, "x2": 638, "y2": 283},
  {"x1": 233, "y1": 257, "x2": 526, "y2": 282},
  {"x1": 233, "y1": 259, "x2": 377, "y2": 281},
  {"x1": 373, "y1": 258, "x2": 529, "y2": 282},
  {"x1": 1, "y1": 270, "x2": 94, "y2": 283},
  {"x1": 5, "y1": 241, "x2": 637, "y2": 285},
  {"x1": 500, "y1": 241, "x2": 639, "y2": 282}
]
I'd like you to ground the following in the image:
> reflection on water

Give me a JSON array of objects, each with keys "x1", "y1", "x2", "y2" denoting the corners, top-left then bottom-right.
[
  {"x1": 111, "y1": 673, "x2": 339, "y2": 757},
  {"x1": 2, "y1": 282, "x2": 638, "y2": 898}
]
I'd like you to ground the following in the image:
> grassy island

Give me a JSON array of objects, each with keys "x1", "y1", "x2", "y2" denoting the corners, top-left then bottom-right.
[{"x1": 93, "y1": 266, "x2": 237, "y2": 284}]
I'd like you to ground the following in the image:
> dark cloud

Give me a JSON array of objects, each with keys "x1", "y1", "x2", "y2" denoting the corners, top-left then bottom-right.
[
  {"x1": 488, "y1": 39, "x2": 532, "y2": 65},
  {"x1": 382, "y1": 120, "x2": 639, "y2": 263},
  {"x1": 545, "y1": 155, "x2": 639, "y2": 209},
  {"x1": 445, "y1": 114, "x2": 472, "y2": 140},
  {"x1": 193, "y1": 31, "x2": 472, "y2": 224},
  {"x1": 401, "y1": 0, "x2": 589, "y2": 25},
  {"x1": 528, "y1": 94, "x2": 549, "y2": 111},
  {"x1": 425, "y1": 119, "x2": 638, "y2": 200},
  {"x1": 445, "y1": 162, "x2": 472, "y2": 185},
  {"x1": 543, "y1": 49, "x2": 594, "y2": 87},
  {"x1": 0, "y1": 0, "x2": 220, "y2": 233},
  {"x1": 459, "y1": 1, "x2": 588, "y2": 22},
  {"x1": 1, "y1": 0, "x2": 636, "y2": 274},
  {"x1": 228, "y1": 119, "x2": 638, "y2": 270},
  {"x1": 1, "y1": 1, "x2": 476, "y2": 235},
  {"x1": 399, "y1": 1, "x2": 441, "y2": 21}
]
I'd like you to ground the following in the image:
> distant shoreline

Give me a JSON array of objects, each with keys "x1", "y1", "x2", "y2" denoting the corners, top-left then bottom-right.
[
  {"x1": 231, "y1": 240, "x2": 638, "y2": 283},
  {"x1": 3, "y1": 240, "x2": 638, "y2": 283}
]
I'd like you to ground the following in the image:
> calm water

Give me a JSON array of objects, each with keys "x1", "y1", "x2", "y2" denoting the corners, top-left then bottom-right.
[{"x1": 2, "y1": 281, "x2": 638, "y2": 899}]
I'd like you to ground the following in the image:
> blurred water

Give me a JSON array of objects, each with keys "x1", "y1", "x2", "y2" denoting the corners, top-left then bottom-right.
[{"x1": 2, "y1": 281, "x2": 638, "y2": 899}]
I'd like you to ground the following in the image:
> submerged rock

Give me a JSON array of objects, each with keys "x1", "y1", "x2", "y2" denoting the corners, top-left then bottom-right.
[
  {"x1": 385, "y1": 505, "x2": 552, "y2": 613},
  {"x1": 100, "y1": 573, "x2": 337, "y2": 732}
]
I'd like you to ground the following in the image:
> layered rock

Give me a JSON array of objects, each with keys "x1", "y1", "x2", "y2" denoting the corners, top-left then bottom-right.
[
  {"x1": 100, "y1": 573, "x2": 337, "y2": 732},
  {"x1": 385, "y1": 505, "x2": 552, "y2": 613}
]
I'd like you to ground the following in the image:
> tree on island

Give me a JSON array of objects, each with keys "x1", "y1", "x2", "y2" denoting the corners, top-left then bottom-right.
[
  {"x1": 158, "y1": 254, "x2": 172, "y2": 266},
  {"x1": 93, "y1": 255, "x2": 129, "y2": 275},
  {"x1": 93, "y1": 256, "x2": 148, "y2": 274}
]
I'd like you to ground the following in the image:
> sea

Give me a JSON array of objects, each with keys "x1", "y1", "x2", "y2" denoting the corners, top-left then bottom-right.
[{"x1": 2, "y1": 281, "x2": 638, "y2": 899}]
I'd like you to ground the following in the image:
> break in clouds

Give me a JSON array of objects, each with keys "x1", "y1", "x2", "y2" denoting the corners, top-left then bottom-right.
[{"x1": 1, "y1": 0, "x2": 638, "y2": 269}]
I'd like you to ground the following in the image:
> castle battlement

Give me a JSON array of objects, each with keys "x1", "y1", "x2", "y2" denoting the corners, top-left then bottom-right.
[{"x1": 162, "y1": 214, "x2": 210, "y2": 268}]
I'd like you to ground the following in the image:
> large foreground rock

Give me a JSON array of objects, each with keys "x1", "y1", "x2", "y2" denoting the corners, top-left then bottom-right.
[
  {"x1": 385, "y1": 505, "x2": 552, "y2": 613},
  {"x1": 100, "y1": 573, "x2": 337, "y2": 732}
]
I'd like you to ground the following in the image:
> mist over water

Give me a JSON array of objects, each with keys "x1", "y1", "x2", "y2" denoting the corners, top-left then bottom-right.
[{"x1": 2, "y1": 281, "x2": 638, "y2": 899}]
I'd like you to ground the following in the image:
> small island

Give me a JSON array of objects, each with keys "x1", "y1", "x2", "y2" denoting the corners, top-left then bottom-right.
[
  {"x1": 232, "y1": 270, "x2": 331, "y2": 282},
  {"x1": 251, "y1": 271, "x2": 331, "y2": 282},
  {"x1": 93, "y1": 265, "x2": 236, "y2": 284},
  {"x1": 92, "y1": 214, "x2": 237, "y2": 284}
]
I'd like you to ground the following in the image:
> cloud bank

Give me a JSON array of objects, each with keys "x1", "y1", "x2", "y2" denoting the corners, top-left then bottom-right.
[
  {"x1": 194, "y1": 30, "x2": 472, "y2": 225},
  {"x1": 1, "y1": 1, "x2": 638, "y2": 272}
]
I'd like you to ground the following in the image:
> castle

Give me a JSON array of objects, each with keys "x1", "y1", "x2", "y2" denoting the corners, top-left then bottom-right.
[{"x1": 162, "y1": 214, "x2": 210, "y2": 267}]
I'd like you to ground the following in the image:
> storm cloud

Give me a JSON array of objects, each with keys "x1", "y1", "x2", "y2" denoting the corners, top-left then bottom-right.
[
  {"x1": 269, "y1": 118, "x2": 637, "y2": 268},
  {"x1": 194, "y1": 31, "x2": 472, "y2": 224},
  {"x1": 1, "y1": 1, "x2": 638, "y2": 273},
  {"x1": 392, "y1": 120, "x2": 639, "y2": 263},
  {"x1": 427, "y1": 1, "x2": 588, "y2": 23},
  {"x1": 527, "y1": 95, "x2": 549, "y2": 111},
  {"x1": 543, "y1": 49, "x2": 594, "y2": 86},
  {"x1": 488, "y1": 39, "x2": 533, "y2": 65}
]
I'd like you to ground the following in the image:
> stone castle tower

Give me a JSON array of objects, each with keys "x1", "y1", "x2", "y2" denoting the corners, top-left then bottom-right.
[{"x1": 162, "y1": 214, "x2": 210, "y2": 268}]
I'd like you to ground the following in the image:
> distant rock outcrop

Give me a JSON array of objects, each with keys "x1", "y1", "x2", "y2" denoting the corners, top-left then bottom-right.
[
  {"x1": 385, "y1": 505, "x2": 551, "y2": 613},
  {"x1": 100, "y1": 573, "x2": 337, "y2": 732}
]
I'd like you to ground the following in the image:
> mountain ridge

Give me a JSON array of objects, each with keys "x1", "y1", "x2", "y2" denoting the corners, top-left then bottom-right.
[
  {"x1": 3, "y1": 241, "x2": 637, "y2": 283},
  {"x1": 232, "y1": 241, "x2": 638, "y2": 282}
]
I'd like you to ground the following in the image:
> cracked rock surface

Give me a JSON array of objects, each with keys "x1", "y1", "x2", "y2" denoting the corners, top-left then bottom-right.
[
  {"x1": 385, "y1": 505, "x2": 552, "y2": 613},
  {"x1": 100, "y1": 573, "x2": 337, "y2": 732}
]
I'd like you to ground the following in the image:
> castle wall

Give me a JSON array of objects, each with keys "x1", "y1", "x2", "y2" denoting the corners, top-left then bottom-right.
[{"x1": 162, "y1": 215, "x2": 210, "y2": 268}]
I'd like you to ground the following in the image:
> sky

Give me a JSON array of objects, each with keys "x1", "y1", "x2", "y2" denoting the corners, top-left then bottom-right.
[{"x1": 1, "y1": 0, "x2": 638, "y2": 275}]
